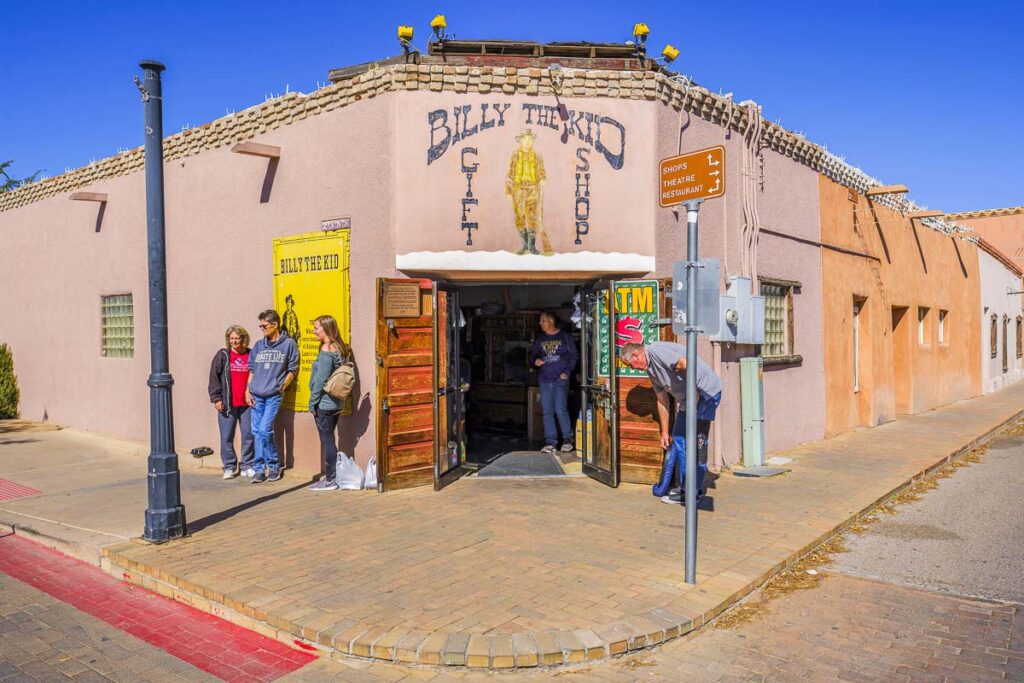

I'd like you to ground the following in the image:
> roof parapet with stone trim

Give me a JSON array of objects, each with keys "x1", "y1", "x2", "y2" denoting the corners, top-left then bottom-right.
[
  {"x1": 946, "y1": 207, "x2": 1024, "y2": 221},
  {"x1": 0, "y1": 60, "x2": 983, "y2": 242}
]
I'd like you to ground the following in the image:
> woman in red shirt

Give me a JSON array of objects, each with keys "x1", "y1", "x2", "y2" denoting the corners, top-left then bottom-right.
[{"x1": 207, "y1": 325, "x2": 255, "y2": 479}]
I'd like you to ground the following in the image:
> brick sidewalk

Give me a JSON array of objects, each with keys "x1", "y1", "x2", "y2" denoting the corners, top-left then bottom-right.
[{"x1": 98, "y1": 382, "x2": 1024, "y2": 670}]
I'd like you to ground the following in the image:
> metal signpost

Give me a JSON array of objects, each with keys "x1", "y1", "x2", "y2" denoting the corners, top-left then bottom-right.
[{"x1": 659, "y1": 145, "x2": 726, "y2": 584}]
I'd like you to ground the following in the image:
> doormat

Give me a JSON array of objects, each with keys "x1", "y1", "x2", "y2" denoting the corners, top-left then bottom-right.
[
  {"x1": 476, "y1": 452, "x2": 565, "y2": 477},
  {"x1": 0, "y1": 479, "x2": 42, "y2": 502}
]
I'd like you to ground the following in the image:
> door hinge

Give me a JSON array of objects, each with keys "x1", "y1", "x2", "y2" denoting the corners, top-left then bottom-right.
[
  {"x1": 382, "y1": 398, "x2": 390, "y2": 413},
  {"x1": 376, "y1": 355, "x2": 383, "y2": 367}
]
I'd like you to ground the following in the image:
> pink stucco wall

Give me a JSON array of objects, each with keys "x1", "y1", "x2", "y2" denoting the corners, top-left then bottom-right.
[
  {"x1": 0, "y1": 98, "x2": 396, "y2": 473},
  {"x1": 652, "y1": 106, "x2": 826, "y2": 465}
]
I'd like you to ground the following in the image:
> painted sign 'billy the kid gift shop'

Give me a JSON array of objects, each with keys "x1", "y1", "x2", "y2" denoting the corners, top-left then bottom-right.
[{"x1": 395, "y1": 94, "x2": 656, "y2": 274}]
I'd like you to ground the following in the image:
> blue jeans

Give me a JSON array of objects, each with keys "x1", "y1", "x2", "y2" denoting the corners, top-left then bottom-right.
[
  {"x1": 313, "y1": 407, "x2": 340, "y2": 482},
  {"x1": 539, "y1": 379, "x2": 572, "y2": 447},
  {"x1": 654, "y1": 392, "x2": 722, "y2": 497},
  {"x1": 251, "y1": 393, "x2": 283, "y2": 475},
  {"x1": 216, "y1": 405, "x2": 254, "y2": 471}
]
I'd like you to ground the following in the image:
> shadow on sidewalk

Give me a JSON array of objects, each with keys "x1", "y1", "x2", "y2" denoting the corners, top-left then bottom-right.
[{"x1": 187, "y1": 479, "x2": 312, "y2": 534}]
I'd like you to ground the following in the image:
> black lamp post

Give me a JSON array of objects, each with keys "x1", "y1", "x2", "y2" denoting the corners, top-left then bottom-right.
[{"x1": 137, "y1": 60, "x2": 187, "y2": 543}]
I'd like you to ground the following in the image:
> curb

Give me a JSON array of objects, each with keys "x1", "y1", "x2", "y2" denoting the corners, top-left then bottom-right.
[{"x1": 102, "y1": 408, "x2": 1024, "y2": 670}]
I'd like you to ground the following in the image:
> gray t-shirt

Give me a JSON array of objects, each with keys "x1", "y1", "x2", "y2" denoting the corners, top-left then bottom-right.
[{"x1": 644, "y1": 341, "x2": 723, "y2": 407}]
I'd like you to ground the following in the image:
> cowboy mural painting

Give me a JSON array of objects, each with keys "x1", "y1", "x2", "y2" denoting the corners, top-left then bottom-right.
[{"x1": 505, "y1": 128, "x2": 550, "y2": 256}]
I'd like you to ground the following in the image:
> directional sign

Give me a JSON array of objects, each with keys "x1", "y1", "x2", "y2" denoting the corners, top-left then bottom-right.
[{"x1": 659, "y1": 145, "x2": 726, "y2": 207}]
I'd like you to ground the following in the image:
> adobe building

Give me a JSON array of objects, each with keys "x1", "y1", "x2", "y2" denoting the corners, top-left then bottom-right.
[
  {"x1": 818, "y1": 180, "x2": 982, "y2": 434},
  {"x1": 0, "y1": 36, "x2": 987, "y2": 491}
]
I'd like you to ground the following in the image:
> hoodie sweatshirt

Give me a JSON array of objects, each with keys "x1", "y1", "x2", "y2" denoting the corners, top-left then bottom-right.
[
  {"x1": 247, "y1": 332, "x2": 299, "y2": 397},
  {"x1": 529, "y1": 328, "x2": 578, "y2": 383}
]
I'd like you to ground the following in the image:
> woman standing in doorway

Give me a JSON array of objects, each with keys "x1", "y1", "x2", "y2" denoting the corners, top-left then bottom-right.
[
  {"x1": 307, "y1": 315, "x2": 351, "y2": 490},
  {"x1": 208, "y1": 325, "x2": 255, "y2": 479},
  {"x1": 530, "y1": 311, "x2": 578, "y2": 454}
]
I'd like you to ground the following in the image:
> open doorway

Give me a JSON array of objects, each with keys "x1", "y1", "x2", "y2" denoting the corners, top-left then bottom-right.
[{"x1": 458, "y1": 283, "x2": 582, "y2": 477}]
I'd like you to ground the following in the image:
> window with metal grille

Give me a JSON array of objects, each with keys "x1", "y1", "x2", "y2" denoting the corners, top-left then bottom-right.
[
  {"x1": 991, "y1": 315, "x2": 998, "y2": 359},
  {"x1": 101, "y1": 294, "x2": 134, "y2": 358},
  {"x1": 759, "y1": 278, "x2": 797, "y2": 360},
  {"x1": 1017, "y1": 317, "x2": 1022, "y2": 359}
]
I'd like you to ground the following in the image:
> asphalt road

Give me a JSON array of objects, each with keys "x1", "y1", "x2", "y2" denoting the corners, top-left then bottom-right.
[{"x1": 833, "y1": 433, "x2": 1024, "y2": 603}]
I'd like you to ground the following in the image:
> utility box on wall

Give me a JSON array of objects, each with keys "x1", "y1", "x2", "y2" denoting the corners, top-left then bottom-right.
[
  {"x1": 710, "y1": 276, "x2": 765, "y2": 345},
  {"x1": 740, "y1": 357, "x2": 765, "y2": 467}
]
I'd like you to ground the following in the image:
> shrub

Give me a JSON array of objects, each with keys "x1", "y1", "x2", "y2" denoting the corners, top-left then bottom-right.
[{"x1": 0, "y1": 343, "x2": 19, "y2": 419}]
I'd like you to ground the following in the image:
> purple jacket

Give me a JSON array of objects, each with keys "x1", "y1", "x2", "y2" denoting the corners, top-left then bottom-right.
[{"x1": 530, "y1": 329, "x2": 578, "y2": 383}]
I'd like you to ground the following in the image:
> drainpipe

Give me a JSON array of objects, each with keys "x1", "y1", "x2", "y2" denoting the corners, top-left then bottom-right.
[
  {"x1": 712, "y1": 342, "x2": 723, "y2": 472},
  {"x1": 137, "y1": 60, "x2": 187, "y2": 543}
]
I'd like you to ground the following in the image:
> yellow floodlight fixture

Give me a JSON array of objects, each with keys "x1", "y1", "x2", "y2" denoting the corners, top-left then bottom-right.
[
  {"x1": 397, "y1": 25, "x2": 414, "y2": 41},
  {"x1": 633, "y1": 22, "x2": 650, "y2": 43},
  {"x1": 662, "y1": 44, "x2": 680, "y2": 63},
  {"x1": 431, "y1": 14, "x2": 448, "y2": 42}
]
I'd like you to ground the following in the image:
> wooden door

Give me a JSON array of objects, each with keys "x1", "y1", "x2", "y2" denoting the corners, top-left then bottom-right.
[{"x1": 376, "y1": 278, "x2": 435, "y2": 491}]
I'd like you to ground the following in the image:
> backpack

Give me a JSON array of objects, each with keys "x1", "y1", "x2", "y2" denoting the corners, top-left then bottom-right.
[{"x1": 324, "y1": 359, "x2": 356, "y2": 400}]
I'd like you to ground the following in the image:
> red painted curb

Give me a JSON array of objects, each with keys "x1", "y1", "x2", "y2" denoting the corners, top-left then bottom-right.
[{"x1": 0, "y1": 534, "x2": 316, "y2": 682}]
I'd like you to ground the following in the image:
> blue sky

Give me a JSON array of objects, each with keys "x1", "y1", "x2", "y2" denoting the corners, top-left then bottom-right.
[{"x1": 2, "y1": 1, "x2": 1021, "y2": 211}]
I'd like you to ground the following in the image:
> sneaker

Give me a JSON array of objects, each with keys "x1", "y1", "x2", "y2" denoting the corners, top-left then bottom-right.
[
  {"x1": 266, "y1": 469, "x2": 282, "y2": 483},
  {"x1": 660, "y1": 493, "x2": 682, "y2": 505},
  {"x1": 560, "y1": 443, "x2": 575, "y2": 453},
  {"x1": 308, "y1": 479, "x2": 339, "y2": 491},
  {"x1": 251, "y1": 470, "x2": 267, "y2": 484},
  {"x1": 222, "y1": 469, "x2": 237, "y2": 480},
  {"x1": 241, "y1": 468, "x2": 255, "y2": 478},
  {"x1": 669, "y1": 486, "x2": 681, "y2": 497},
  {"x1": 540, "y1": 445, "x2": 556, "y2": 454}
]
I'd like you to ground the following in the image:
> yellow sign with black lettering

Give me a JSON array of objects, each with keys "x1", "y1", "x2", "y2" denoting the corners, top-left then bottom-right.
[{"x1": 273, "y1": 231, "x2": 351, "y2": 413}]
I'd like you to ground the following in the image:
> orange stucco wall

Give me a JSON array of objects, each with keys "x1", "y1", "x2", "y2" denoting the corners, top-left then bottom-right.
[
  {"x1": 957, "y1": 213, "x2": 1024, "y2": 273},
  {"x1": 819, "y1": 176, "x2": 982, "y2": 436}
]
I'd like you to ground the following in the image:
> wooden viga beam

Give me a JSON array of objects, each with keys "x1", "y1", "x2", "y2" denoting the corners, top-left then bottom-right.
[
  {"x1": 865, "y1": 184, "x2": 909, "y2": 197},
  {"x1": 909, "y1": 210, "x2": 944, "y2": 219},
  {"x1": 230, "y1": 141, "x2": 282, "y2": 159},
  {"x1": 70, "y1": 192, "x2": 108, "y2": 202}
]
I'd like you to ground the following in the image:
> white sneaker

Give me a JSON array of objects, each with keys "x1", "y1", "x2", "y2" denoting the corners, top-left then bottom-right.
[
  {"x1": 222, "y1": 469, "x2": 238, "y2": 480},
  {"x1": 540, "y1": 445, "x2": 556, "y2": 454},
  {"x1": 241, "y1": 468, "x2": 255, "y2": 478}
]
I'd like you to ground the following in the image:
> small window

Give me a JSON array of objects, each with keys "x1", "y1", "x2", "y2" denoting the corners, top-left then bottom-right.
[
  {"x1": 918, "y1": 306, "x2": 930, "y2": 346},
  {"x1": 938, "y1": 310, "x2": 948, "y2": 345},
  {"x1": 1017, "y1": 317, "x2": 1022, "y2": 359},
  {"x1": 991, "y1": 315, "x2": 999, "y2": 359},
  {"x1": 759, "y1": 278, "x2": 798, "y2": 359},
  {"x1": 101, "y1": 294, "x2": 134, "y2": 358}
]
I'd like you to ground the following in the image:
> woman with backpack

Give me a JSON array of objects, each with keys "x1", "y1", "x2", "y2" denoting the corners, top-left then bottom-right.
[
  {"x1": 208, "y1": 325, "x2": 255, "y2": 479},
  {"x1": 307, "y1": 314, "x2": 352, "y2": 491}
]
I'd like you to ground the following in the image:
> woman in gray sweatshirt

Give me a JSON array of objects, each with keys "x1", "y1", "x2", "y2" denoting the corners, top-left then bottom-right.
[{"x1": 307, "y1": 314, "x2": 351, "y2": 490}]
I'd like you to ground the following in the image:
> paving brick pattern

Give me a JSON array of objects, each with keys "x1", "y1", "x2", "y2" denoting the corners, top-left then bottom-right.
[
  {"x1": 103, "y1": 383, "x2": 1024, "y2": 669},
  {"x1": 319, "y1": 573, "x2": 1024, "y2": 682},
  {"x1": 0, "y1": 570, "x2": 216, "y2": 682},
  {"x1": 0, "y1": 534, "x2": 315, "y2": 682}
]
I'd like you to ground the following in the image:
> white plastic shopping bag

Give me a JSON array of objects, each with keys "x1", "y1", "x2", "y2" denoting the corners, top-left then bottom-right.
[
  {"x1": 363, "y1": 456, "x2": 378, "y2": 490},
  {"x1": 336, "y1": 451, "x2": 364, "y2": 490}
]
